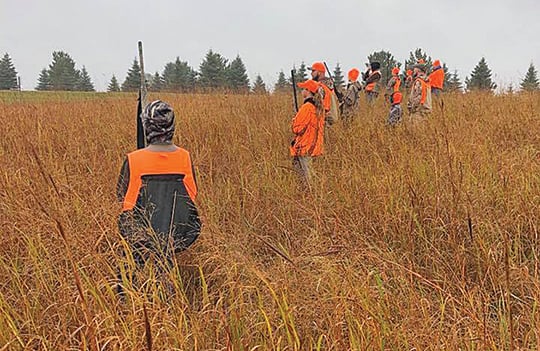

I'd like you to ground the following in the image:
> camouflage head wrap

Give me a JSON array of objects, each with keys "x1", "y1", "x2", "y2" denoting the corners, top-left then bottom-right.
[{"x1": 142, "y1": 100, "x2": 175, "y2": 144}]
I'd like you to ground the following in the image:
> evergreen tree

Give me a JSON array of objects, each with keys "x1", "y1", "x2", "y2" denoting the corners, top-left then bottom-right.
[
  {"x1": 446, "y1": 70, "x2": 463, "y2": 92},
  {"x1": 520, "y1": 63, "x2": 539, "y2": 91},
  {"x1": 405, "y1": 48, "x2": 432, "y2": 68},
  {"x1": 293, "y1": 62, "x2": 309, "y2": 83},
  {"x1": 441, "y1": 63, "x2": 451, "y2": 88},
  {"x1": 198, "y1": 49, "x2": 228, "y2": 89},
  {"x1": 367, "y1": 50, "x2": 401, "y2": 85},
  {"x1": 76, "y1": 66, "x2": 95, "y2": 91},
  {"x1": 227, "y1": 55, "x2": 250, "y2": 92},
  {"x1": 107, "y1": 75, "x2": 120, "y2": 92},
  {"x1": 333, "y1": 62, "x2": 345, "y2": 90},
  {"x1": 465, "y1": 57, "x2": 497, "y2": 91},
  {"x1": 252, "y1": 74, "x2": 267, "y2": 94},
  {"x1": 162, "y1": 57, "x2": 197, "y2": 92},
  {"x1": 47, "y1": 51, "x2": 80, "y2": 91},
  {"x1": 150, "y1": 71, "x2": 164, "y2": 92},
  {"x1": 36, "y1": 68, "x2": 51, "y2": 91},
  {"x1": 0, "y1": 53, "x2": 18, "y2": 90},
  {"x1": 122, "y1": 58, "x2": 141, "y2": 92},
  {"x1": 274, "y1": 70, "x2": 290, "y2": 93}
]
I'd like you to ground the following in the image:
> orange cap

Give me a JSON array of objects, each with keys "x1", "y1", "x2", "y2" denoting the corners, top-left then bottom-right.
[
  {"x1": 392, "y1": 92, "x2": 403, "y2": 104},
  {"x1": 310, "y1": 62, "x2": 326, "y2": 73},
  {"x1": 297, "y1": 79, "x2": 320, "y2": 94},
  {"x1": 406, "y1": 69, "x2": 412, "y2": 76},
  {"x1": 392, "y1": 67, "x2": 400, "y2": 75},
  {"x1": 348, "y1": 68, "x2": 359, "y2": 81},
  {"x1": 433, "y1": 59, "x2": 441, "y2": 67}
]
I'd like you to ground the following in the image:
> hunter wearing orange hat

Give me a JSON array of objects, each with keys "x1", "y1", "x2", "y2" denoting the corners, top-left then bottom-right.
[
  {"x1": 309, "y1": 62, "x2": 338, "y2": 125},
  {"x1": 405, "y1": 69, "x2": 413, "y2": 89},
  {"x1": 290, "y1": 79, "x2": 325, "y2": 184},
  {"x1": 407, "y1": 63, "x2": 432, "y2": 121},
  {"x1": 385, "y1": 67, "x2": 402, "y2": 104},
  {"x1": 339, "y1": 68, "x2": 362, "y2": 126},
  {"x1": 428, "y1": 59, "x2": 445, "y2": 97}
]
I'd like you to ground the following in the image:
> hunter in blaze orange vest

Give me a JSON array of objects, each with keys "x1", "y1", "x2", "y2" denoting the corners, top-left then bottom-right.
[{"x1": 117, "y1": 100, "x2": 201, "y2": 276}]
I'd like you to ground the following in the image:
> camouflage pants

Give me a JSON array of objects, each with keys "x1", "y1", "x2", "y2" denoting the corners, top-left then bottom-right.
[
  {"x1": 366, "y1": 91, "x2": 379, "y2": 104},
  {"x1": 387, "y1": 105, "x2": 403, "y2": 126}
]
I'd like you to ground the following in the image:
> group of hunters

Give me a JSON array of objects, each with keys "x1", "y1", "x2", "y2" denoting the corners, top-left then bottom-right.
[
  {"x1": 290, "y1": 59, "x2": 445, "y2": 182},
  {"x1": 115, "y1": 58, "x2": 445, "y2": 295}
]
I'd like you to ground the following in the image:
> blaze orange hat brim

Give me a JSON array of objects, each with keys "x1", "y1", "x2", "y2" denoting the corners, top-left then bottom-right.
[{"x1": 297, "y1": 79, "x2": 320, "y2": 94}]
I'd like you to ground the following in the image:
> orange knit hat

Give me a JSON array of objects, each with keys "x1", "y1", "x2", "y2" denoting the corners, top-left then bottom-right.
[
  {"x1": 348, "y1": 68, "x2": 360, "y2": 81},
  {"x1": 309, "y1": 62, "x2": 326, "y2": 73},
  {"x1": 392, "y1": 67, "x2": 400, "y2": 75}
]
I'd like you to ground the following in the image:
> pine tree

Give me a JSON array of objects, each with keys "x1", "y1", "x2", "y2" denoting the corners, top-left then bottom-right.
[
  {"x1": 252, "y1": 74, "x2": 267, "y2": 94},
  {"x1": 0, "y1": 53, "x2": 18, "y2": 90},
  {"x1": 520, "y1": 63, "x2": 539, "y2": 91},
  {"x1": 162, "y1": 57, "x2": 197, "y2": 92},
  {"x1": 367, "y1": 50, "x2": 401, "y2": 85},
  {"x1": 227, "y1": 55, "x2": 250, "y2": 92},
  {"x1": 198, "y1": 49, "x2": 228, "y2": 89},
  {"x1": 107, "y1": 75, "x2": 120, "y2": 92},
  {"x1": 446, "y1": 70, "x2": 463, "y2": 92},
  {"x1": 442, "y1": 63, "x2": 451, "y2": 88},
  {"x1": 294, "y1": 62, "x2": 309, "y2": 82},
  {"x1": 122, "y1": 58, "x2": 141, "y2": 92},
  {"x1": 405, "y1": 48, "x2": 432, "y2": 68},
  {"x1": 76, "y1": 66, "x2": 95, "y2": 91},
  {"x1": 465, "y1": 57, "x2": 497, "y2": 91},
  {"x1": 47, "y1": 51, "x2": 80, "y2": 91},
  {"x1": 150, "y1": 71, "x2": 164, "y2": 92},
  {"x1": 36, "y1": 68, "x2": 51, "y2": 91},
  {"x1": 333, "y1": 62, "x2": 345, "y2": 90},
  {"x1": 274, "y1": 70, "x2": 290, "y2": 93}
]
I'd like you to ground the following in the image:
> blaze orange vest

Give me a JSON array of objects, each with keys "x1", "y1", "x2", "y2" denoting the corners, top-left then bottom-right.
[
  {"x1": 122, "y1": 148, "x2": 197, "y2": 211},
  {"x1": 393, "y1": 77, "x2": 401, "y2": 92},
  {"x1": 365, "y1": 71, "x2": 381, "y2": 92},
  {"x1": 414, "y1": 77, "x2": 430, "y2": 104}
]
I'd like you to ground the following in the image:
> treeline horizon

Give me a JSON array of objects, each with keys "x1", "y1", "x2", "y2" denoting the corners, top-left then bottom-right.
[{"x1": 0, "y1": 48, "x2": 539, "y2": 93}]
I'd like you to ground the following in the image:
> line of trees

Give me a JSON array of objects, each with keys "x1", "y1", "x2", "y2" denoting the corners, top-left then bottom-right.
[{"x1": 0, "y1": 50, "x2": 539, "y2": 93}]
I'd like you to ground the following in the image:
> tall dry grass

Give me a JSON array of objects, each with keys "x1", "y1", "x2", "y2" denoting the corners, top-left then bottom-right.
[{"x1": 0, "y1": 90, "x2": 539, "y2": 350}]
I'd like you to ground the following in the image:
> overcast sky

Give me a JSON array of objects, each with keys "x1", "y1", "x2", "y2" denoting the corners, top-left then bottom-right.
[{"x1": 2, "y1": 0, "x2": 539, "y2": 91}]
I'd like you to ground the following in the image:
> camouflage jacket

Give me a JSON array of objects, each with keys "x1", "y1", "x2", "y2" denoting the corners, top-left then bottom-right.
[
  {"x1": 342, "y1": 81, "x2": 362, "y2": 107},
  {"x1": 407, "y1": 74, "x2": 432, "y2": 113}
]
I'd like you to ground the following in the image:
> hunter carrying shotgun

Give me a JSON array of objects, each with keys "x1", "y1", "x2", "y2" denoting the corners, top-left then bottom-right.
[{"x1": 116, "y1": 42, "x2": 201, "y2": 294}]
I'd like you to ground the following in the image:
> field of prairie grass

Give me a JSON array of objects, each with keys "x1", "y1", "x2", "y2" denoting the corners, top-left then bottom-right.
[{"x1": 0, "y1": 90, "x2": 539, "y2": 350}]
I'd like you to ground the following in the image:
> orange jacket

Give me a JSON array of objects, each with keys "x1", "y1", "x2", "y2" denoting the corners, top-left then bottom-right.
[
  {"x1": 429, "y1": 67, "x2": 444, "y2": 90},
  {"x1": 290, "y1": 99, "x2": 324, "y2": 157},
  {"x1": 122, "y1": 148, "x2": 197, "y2": 211}
]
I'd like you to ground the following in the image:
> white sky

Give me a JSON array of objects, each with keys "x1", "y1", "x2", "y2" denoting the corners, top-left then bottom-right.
[{"x1": 1, "y1": 0, "x2": 539, "y2": 91}]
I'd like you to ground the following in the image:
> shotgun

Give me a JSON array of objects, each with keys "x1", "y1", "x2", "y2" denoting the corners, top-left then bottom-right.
[
  {"x1": 136, "y1": 41, "x2": 147, "y2": 149},
  {"x1": 291, "y1": 69, "x2": 299, "y2": 112}
]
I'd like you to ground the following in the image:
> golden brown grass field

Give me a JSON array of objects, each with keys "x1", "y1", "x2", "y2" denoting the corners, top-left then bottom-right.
[{"x1": 0, "y1": 91, "x2": 539, "y2": 350}]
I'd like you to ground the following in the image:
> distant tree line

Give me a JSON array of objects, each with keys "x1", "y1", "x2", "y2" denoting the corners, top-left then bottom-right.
[{"x1": 0, "y1": 49, "x2": 539, "y2": 93}]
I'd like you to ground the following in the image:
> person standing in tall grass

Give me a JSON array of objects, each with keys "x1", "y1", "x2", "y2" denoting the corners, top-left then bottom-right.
[
  {"x1": 407, "y1": 63, "x2": 432, "y2": 121},
  {"x1": 340, "y1": 68, "x2": 362, "y2": 127},
  {"x1": 116, "y1": 100, "x2": 201, "y2": 294},
  {"x1": 290, "y1": 79, "x2": 325, "y2": 184}
]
